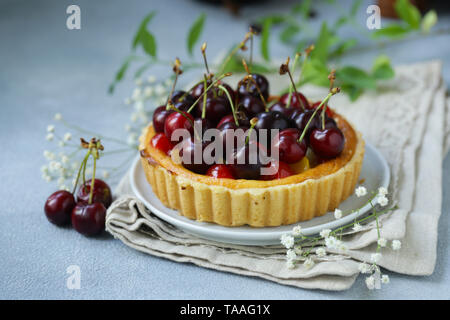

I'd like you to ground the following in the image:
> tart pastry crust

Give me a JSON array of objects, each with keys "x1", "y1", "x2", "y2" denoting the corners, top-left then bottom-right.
[{"x1": 139, "y1": 113, "x2": 365, "y2": 227}]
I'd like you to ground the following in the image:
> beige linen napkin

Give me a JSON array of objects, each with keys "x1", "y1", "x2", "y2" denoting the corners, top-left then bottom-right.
[{"x1": 106, "y1": 60, "x2": 447, "y2": 291}]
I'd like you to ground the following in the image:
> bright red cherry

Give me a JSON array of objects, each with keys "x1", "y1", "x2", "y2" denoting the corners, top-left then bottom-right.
[
  {"x1": 206, "y1": 164, "x2": 235, "y2": 179},
  {"x1": 164, "y1": 111, "x2": 194, "y2": 143},
  {"x1": 77, "y1": 179, "x2": 112, "y2": 209},
  {"x1": 271, "y1": 134, "x2": 307, "y2": 164},
  {"x1": 217, "y1": 114, "x2": 235, "y2": 128},
  {"x1": 309, "y1": 127, "x2": 345, "y2": 159},
  {"x1": 152, "y1": 106, "x2": 174, "y2": 133},
  {"x1": 151, "y1": 132, "x2": 173, "y2": 155},
  {"x1": 280, "y1": 92, "x2": 310, "y2": 110},
  {"x1": 71, "y1": 202, "x2": 106, "y2": 236},
  {"x1": 261, "y1": 161, "x2": 294, "y2": 180},
  {"x1": 278, "y1": 128, "x2": 301, "y2": 140},
  {"x1": 44, "y1": 190, "x2": 76, "y2": 226}
]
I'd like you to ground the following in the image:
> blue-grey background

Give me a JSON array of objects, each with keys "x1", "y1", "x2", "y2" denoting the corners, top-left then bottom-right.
[{"x1": 1, "y1": 0, "x2": 449, "y2": 299}]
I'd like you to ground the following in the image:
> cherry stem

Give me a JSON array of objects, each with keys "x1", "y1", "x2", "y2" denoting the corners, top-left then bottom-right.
[
  {"x1": 201, "y1": 75, "x2": 208, "y2": 119},
  {"x1": 201, "y1": 42, "x2": 211, "y2": 77},
  {"x1": 219, "y1": 33, "x2": 251, "y2": 75},
  {"x1": 72, "y1": 151, "x2": 90, "y2": 195},
  {"x1": 285, "y1": 53, "x2": 300, "y2": 109},
  {"x1": 88, "y1": 154, "x2": 97, "y2": 205},
  {"x1": 187, "y1": 73, "x2": 232, "y2": 114},
  {"x1": 298, "y1": 92, "x2": 333, "y2": 143},
  {"x1": 249, "y1": 33, "x2": 254, "y2": 69},
  {"x1": 217, "y1": 84, "x2": 239, "y2": 126},
  {"x1": 82, "y1": 150, "x2": 90, "y2": 192},
  {"x1": 287, "y1": 68, "x2": 305, "y2": 111},
  {"x1": 245, "y1": 118, "x2": 258, "y2": 145}
]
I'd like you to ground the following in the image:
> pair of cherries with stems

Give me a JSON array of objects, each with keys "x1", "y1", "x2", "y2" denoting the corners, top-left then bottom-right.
[{"x1": 44, "y1": 138, "x2": 112, "y2": 236}]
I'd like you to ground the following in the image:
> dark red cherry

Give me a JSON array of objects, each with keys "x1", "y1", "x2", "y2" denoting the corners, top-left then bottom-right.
[
  {"x1": 237, "y1": 94, "x2": 266, "y2": 118},
  {"x1": 310, "y1": 101, "x2": 334, "y2": 118},
  {"x1": 189, "y1": 80, "x2": 212, "y2": 100},
  {"x1": 254, "y1": 111, "x2": 291, "y2": 148},
  {"x1": 217, "y1": 114, "x2": 235, "y2": 128},
  {"x1": 261, "y1": 161, "x2": 294, "y2": 180},
  {"x1": 77, "y1": 179, "x2": 112, "y2": 209},
  {"x1": 71, "y1": 202, "x2": 106, "y2": 236},
  {"x1": 279, "y1": 91, "x2": 310, "y2": 110},
  {"x1": 153, "y1": 106, "x2": 174, "y2": 133},
  {"x1": 271, "y1": 134, "x2": 307, "y2": 164},
  {"x1": 293, "y1": 110, "x2": 320, "y2": 141},
  {"x1": 230, "y1": 141, "x2": 267, "y2": 180},
  {"x1": 195, "y1": 96, "x2": 230, "y2": 125},
  {"x1": 215, "y1": 82, "x2": 236, "y2": 104},
  {"x1": 237, "y1": 74, "x2": 269, "y2": 101},
  {"x1": 164, "y1": 111, "x2": 194, "y2": 143},
  {"x1": 178, "y1": 138, "x2": 210, "y2": 174},
  {"x1": 151, "y1": 132, "x2": 173, "y2": 155},
  {"x1": 278, "y1": 128, "x2": 301, "y2": 140},
  {"x1": 269, "y1": 102, "x2": 302, "y2": 125},
  {"x1": 217, "y1": 114, "x2": 250, "y2": 128},
  {"x1": 44, "y1": 190, "x2": 76, "y2": 226},
  {"x1": 171, "y1": 90, "x2": 195, "y2": 105},
  {"x1": 309, "y1": 127, "x2": 345, "y2": 159},
  {"x1": 206, "y1": 164, "x2": 235, "y2": 179},
  {"x1": 193, "y1": 118, "x2": 213, "y2": 137},
  {"x1": 218, "y1": 122, "x2": 249, "y2": 156}
]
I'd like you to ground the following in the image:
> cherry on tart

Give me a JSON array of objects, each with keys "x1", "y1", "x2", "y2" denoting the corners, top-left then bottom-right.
[
  {"x1": 309, "y1": 127, "x2": 345, "y2": 159},
  {"x1": 164, "y1": 111, "x2": 194, "y2": 143},
  {"x1": 178, "y1": 138, "x2": 210, "y2": 174},
  {"x1": 310, "y1": 101, "x2": 334, "y2": 117},
  {"x1": 238, "y1": 94, "x2": 266, "y2": 118},
  {"x1": 237, "y1": 74, "x2": 269, "y2": 101},
  {"x1": 279, "y1": 91, "x2": 310, "y2": 110},
  {"x1": 189, "y1": 79, "x2": 212, "y2": 100},
  {"x1": 151, "y1": 132, "x2": 173, "y2": 155},
  {"x1": 44, "y1": 190, "x2": 76, "y2": 226},
  {"x1": 272, "y1": 133, "x2": 307, "y2": 164},
  {"x1": 269, "y1": 102, "x2": 301, "y2": 121},
  {"x1": 77, "y1": 179, "x2": 112, "y2": 209},
  {"x1": 194, "y1": 96, "x2": 230, "y2": 125},
  {"x1": 261, "y1": 160, "x2": 294, "y2": 180},
  {"x1": 230, "y1": 140, "x2": 266, "y2": 180},
  {"x1": 71, "y1": 202, "x2": 106, "y2": 236},
  {"x1": 152, "y1": 106, "x2": 174, "y2": 133},
  {"x1": 206, "y1": 164, "x2": 235, "y2": 179}
]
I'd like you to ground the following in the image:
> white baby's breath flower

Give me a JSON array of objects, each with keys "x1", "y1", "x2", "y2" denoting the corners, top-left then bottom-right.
[
  {"x1": 303, "y1": 257, "x2": 315, "y2": 269},
  {"x1": 63, "y1": 132, "x2": 72, "y2": 141},
  {"x1": 49, "y1": 161, "x2": 62, "y2": 171},
  {"x1": 292, "y1": 225, "x2": 302, "y2": 237},
  {"x1": 355, "y1": 186, "x2": 367, "y2": 197},
  {"x1": 144, "y1": 86, "x2": 153, "y2": 97},
  {"x1": 57, "y1": 177, "x2": 65, "y2": 185},
  {"x1": 127, "y1": 133, "x2": 138, "y2": 146},
  {"x1": 320, "y1": 229, "x2": 332, "y2": 238},
  {"x1": 381, "y1": 274, "x2": 390, "y2": 284},
  {"x1": 40, "y1": 165, "x2": 49, "y2": 173},
  {"x1": 135, "y1": 78, "x2": 143, "y2": 86},
  {"x1": 132, "y1": 88, "x2": 142, "y2": 100},
  {"x1": 155, "y1": 84, "x2": 166, "y2": 96},
  {"x1": 377, "y1": 238, "x2": 387, "y2": 247},
  {"x1": 353, "y1": 223, "x2": 363, "y2": 232},
  {"x1": 130, "y1": 112, "x2": 139, "y2": 123},
  {"x1": 371, "y1": 252, "x2": 382, "y2": 264},
  {"x1": 58, "y1": 141, "x2": 66, "y2": 147},
  {"x1": 147, "y1": 75, "x2": 156, "y2": 83},
  {"x1": 134, "y1": 101, "x2": 144, "y2": 112},
  {"x1": 365, "y1": 276, "x2": 375, "y2": 290},
  {"x1": 54, "y1": 113, "x2": 62, "y2": 121},
  {"x1": 358, "y1": 262, "x2": 371, "y2": 274},
  {"x1": 286, "y1": 249, "x2": 297, "y2": 260},
  {"x1": 280, "y1": 234, "x2": 295, "y2": 249},
  {"x1": 377, "y1": 195, "x2": 388, "y2": 207},
  {"x1": 315, "y1": 247, "x2": 326, "y2": 257},
  {"x1": 46, "y1": 133, "x2": 54, "y2": 141},
  {"x1": 334, "y1": 208, "x2": 343, "y2": 219},
  {"x1": 102, "y1": 170, "x2": 110, "y2": 179},
  {"x1": 43, "y1": 150, "x2": 55, "y2": 160},
  {"x1": 325, "y1": 236, "x2": 337, "y2": 249},
  {"x1": 337, "y1": 241, "x2": 348, "y2": 252},
  {"x1": 378, "y1": 187, "x2": 388, "y2": 196},
  {"x1": 286, "y1": 259, "x2": 295, "y2": 269},
  {"x1": 60, "y1": 155, "x2": 69, "y2": 164},
  {"x1": 392, "y1": 240, "x2": 402, "y2": 250},
  {"x1": 294, "y1": 246, "x2": 303, "y2": 255},
  {"x1": 43, "y1": 174, "x2": 52, "y2": 182},
  {"x1": 47, "y1": 125, "x2": 55, "y2": 133}
]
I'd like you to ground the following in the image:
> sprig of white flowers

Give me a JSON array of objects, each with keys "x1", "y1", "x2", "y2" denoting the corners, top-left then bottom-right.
[{"x1": 281, "y1": 185, "x2": 401, "y2": 290}]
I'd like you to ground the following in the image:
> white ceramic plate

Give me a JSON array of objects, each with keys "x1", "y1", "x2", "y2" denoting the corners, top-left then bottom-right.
[{"x1": 130, "y1": 143, "x2": 390, "y2": 245}]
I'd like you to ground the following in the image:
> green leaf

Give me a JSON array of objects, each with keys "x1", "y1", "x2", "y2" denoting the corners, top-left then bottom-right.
[
  {"x1": 108, "y1": 56, "x2": 136, "y2": 94},
  {"x1": 132, "y1": 12, "x2": 156, "y2": 50},
  {"x1": 279, "y1": 24, "x2": 300, "y2": 44},
  {"x1": 292, "y1": 0, "x2": 311, "y2": 19},
  {"x1": 350, "y1": 0, "x2": 362, "y2": 17},
  {"x1": 310, "y1": 22, "x2": 334, "y2": 63},
  {"x1": 261, "y1": 17, "x2": 272, "y2": 62},
  {"x1": 187, "y1": 13, "x2": 206, "y2": 56},
  {"x1": 336, "y1": 66, "x2": 376, "y2": 90},
  {"x1": 421, "y1": 10, "x2": 437, "y2": 33},
  {"x1": 371, "y1": 55, "x2": 395, "y2": 80},
  {"x1": 333, "y1": 16, "x2": 348, "y2": 29},
  {"x1": 220, "y1": 53, "x2": 275, "y2": 74},
  {"x1": 394, "y1": 0, "x2": 421, "y2": 29},
  {"x1": 371, "y1": 24, "x2": 410, "y2": 38},
  {"x1": 329, "y1": 38, "x2": 357, "y2": 57},
  {"x1": 141, "y1": 30, "x2": 157, "y2": 58},
  {"x1": 299, "y1": 58, "x2": 330, "y2": 87},
  {"x1": 341, "y1": 84, "x2": 364, "y2": 101}
]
